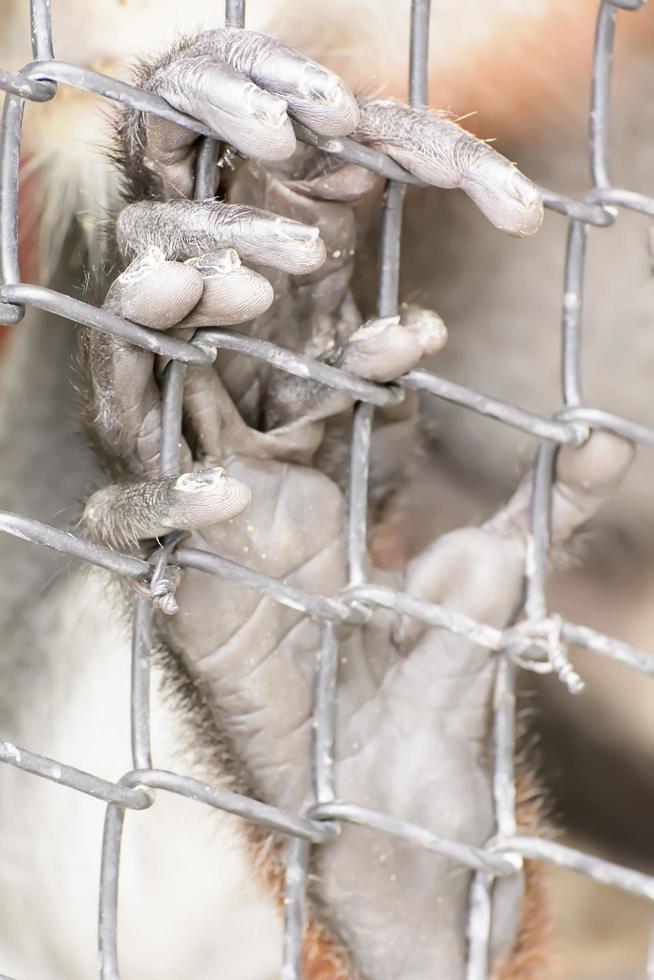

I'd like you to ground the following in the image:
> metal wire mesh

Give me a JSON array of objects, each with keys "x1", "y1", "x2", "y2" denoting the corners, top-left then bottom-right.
[{"x1": 1, "y1": 0, "x2": 654, "y2": 977}]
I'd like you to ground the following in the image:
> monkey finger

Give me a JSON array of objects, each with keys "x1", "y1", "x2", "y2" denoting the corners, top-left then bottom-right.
[
  {"x1": 104, "y1": 248, "x2": 205, "y2": 328},
  {"x1": 89, "y1": 250, "x2": 203, "y2": 473},
  {"x1": 140, "y1": 31, "x2": 358, "y2": 196},
  {"x1": 334, "y1": 307, "x2": 447, "y2": 383},
  {"x1": 396, "y1": 434, "x2": 634, "y2": 651},
  {"x1": 84, "y1": 467, "x2": 251, "y2": 548},
  {"x1": 146, "y1": 55, "x2": 295, "y2": 177},
  {"x1": 355, "y1": 98, "x2": 543, "y2": 238},
  {"x1": 117, "y1": 199, "x2": 326, "y2": 274},
  {"x1": 547, "y1": 431, "x2": 635, "y2": 544},
  {"x1": 180, "y1": 251, "x2": 274, "y2": 326},
  {"x1": 263, "y1": 308, "x2": 446, "y2": 429},
  {"x1": 489, "y1": 431, "x2": 635, "y2": 547},
  {"x1": 180, "y1": 29, "x2": 359, "y2": 137},
  {"x1": 288, "y1": 162, "x2": 382, "y2": 203},
  {"x1": 183, "y1": 363, "x2": 324, "y2": 465}
]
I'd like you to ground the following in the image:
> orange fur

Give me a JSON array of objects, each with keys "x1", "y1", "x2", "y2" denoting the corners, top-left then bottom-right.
[
  {"x1": 493, "y1": 859, "x2": 550, "y2": 980},
  {"x1": 247, "y1": 828, "x2": 354, "y2": 979},
  {"x1": 266, "y1": 772, "x2": 549, "y2": 980},
  {"x1": 301, "y1": 918, "x2": 353, "y2": 980},
  {"x1": 493, "y1": 773, "x2": 551, "y2": 980},
  {"x1": 245, "y1": 756, "x2": 549, "y2": 979}
]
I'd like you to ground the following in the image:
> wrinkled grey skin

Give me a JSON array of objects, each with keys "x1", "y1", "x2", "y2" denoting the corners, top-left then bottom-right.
[{"x1": 77, "y1": 29, "x2": 632, "y2": 979}]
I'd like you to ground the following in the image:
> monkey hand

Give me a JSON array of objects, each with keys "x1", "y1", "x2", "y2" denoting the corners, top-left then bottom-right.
[
  {"x1": 77, "y1": 30, "x2": 587, "y2": 979},
  {"x1": 81, "y1": 222, "x2": 633, "y2": 976}
]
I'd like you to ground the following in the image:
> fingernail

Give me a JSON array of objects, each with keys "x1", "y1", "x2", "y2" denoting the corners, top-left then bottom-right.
[
  {"x1": 246, "y1": 84, "x2": 288, "y2": 128},
  {"x1": 167, "y1": 468, "x2": 252, "y2": 524},
  {"x1": 174, "y1": 468, "x2": 225, "y2": 491},
  {"x1": 186, "y1": 250, "x2": 241, "y2": 275},
  {"x1": 511, "y1": 169, "x2": 543, "y2": 209},
  {"x1": 120, "y1": 247, "x2": 166, "y2": 280},
  {"x1": 278, "y1": 219, "x2": 320, "y2": 242},
  {"x1": 300, "y1": 64, "x2": 340, "y2": 103}
]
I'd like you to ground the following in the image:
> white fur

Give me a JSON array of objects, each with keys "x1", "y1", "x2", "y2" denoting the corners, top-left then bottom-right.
[{"x1": 0, "y1": 568, "x2": 281, "y2": 978}]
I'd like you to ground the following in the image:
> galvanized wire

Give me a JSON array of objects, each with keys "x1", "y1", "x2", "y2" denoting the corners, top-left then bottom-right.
[{"x1": 0, "y1": 0, "x2": 653, "y2": 976}]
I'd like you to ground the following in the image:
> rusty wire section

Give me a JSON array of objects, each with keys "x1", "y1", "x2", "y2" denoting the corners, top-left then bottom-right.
[{"x1": 0, "y1": 0, "x2": 653, "y2": 976}]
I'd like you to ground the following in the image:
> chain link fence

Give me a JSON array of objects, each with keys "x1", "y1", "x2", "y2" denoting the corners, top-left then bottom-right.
[{"x1": 1, "y1": 0, "x2": 654, "y2": 976}]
